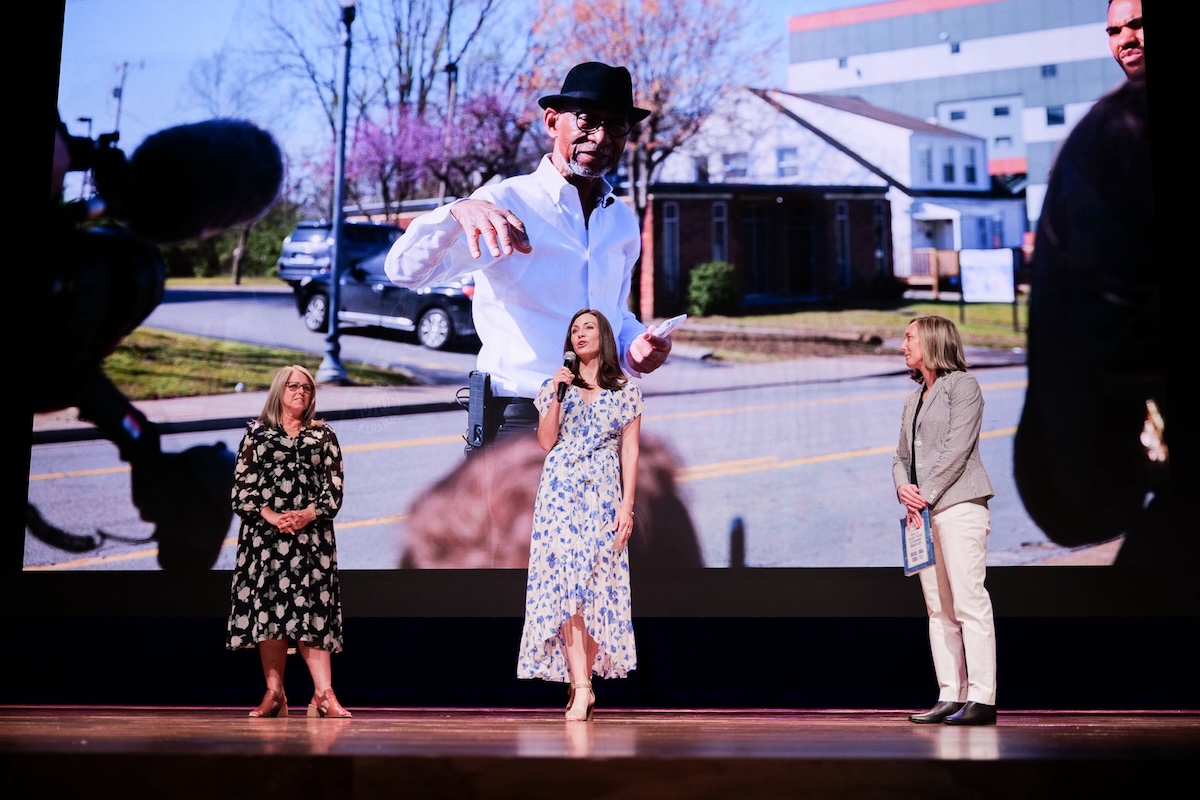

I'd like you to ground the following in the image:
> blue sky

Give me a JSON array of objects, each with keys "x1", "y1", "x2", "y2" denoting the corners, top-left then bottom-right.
[
  {"x1": 56, "y1": 0, "x2": 867, "y2": 153},
  {"x1": 57, "y1": 0, "x2": 256, "y2": 148}
]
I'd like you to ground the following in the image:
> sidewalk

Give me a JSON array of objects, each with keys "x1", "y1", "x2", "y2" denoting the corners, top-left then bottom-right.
[{"x1": 30, "y1": 383, "x2": 462, "y2": 441}]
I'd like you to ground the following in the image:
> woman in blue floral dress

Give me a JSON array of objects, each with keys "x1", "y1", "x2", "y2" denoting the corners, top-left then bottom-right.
[
  {"x1": 226, "y1": 365, "x2": 351, "y2": 719},
  {"x1": 518, "y1": 309, "x2": 643, "y2": 722}
]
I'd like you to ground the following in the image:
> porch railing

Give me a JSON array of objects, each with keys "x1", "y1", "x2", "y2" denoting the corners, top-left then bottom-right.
[{"x1": 907, "y1": 248, "x2": 960, "y2": 299}]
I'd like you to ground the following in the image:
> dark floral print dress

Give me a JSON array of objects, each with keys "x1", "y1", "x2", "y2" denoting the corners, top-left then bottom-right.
[{"x1": 226, "y1": 420, "x2": 345, "y2": 653}]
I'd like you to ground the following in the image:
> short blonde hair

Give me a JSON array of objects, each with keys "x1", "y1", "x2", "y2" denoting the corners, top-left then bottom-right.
[{"x1": 911, "y1": 315, "x2": 968, "y2": 380}]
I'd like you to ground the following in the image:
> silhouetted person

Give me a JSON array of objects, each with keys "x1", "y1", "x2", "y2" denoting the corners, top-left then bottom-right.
[{"x1": 1014, "y1": 41, "x2": 1181, "y2": 565}]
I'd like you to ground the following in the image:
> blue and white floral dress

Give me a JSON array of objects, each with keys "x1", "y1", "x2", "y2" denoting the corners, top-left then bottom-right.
[{"x1": 517, "y1": 376, "x2": 643, "y2": 682}]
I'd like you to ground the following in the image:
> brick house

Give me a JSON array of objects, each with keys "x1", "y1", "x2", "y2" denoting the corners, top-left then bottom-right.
[{"x1": 644, "y1": 87, "x2": 1024, "y2": 317}]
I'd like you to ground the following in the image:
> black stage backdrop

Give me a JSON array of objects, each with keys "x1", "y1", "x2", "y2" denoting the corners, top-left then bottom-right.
[{"x1": 13, "y1": 1, "x2": 1196, "y2": 711}]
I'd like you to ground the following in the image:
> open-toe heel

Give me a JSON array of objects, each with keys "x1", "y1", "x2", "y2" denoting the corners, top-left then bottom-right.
[
  {"x1": 249, "y1": 689, "x2": 288, "y2": 718},
  {"x1": 307, "y1": 688, "x2": 352, "y2": 718},
  {"x1": 565, "y1": 683, "x2": 594, "y2": 722}
]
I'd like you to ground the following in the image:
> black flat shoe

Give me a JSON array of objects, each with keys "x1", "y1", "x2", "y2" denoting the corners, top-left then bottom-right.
[
  {"x1": 944, "y1": 702, "x2": 997, "y2": 726},
  {"x1": 908, "y1": 701, "x2": 965, "y2": 724}
]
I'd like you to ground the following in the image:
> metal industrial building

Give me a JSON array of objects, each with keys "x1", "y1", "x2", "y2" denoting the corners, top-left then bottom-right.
[{"x1": 784, "y1": 0, "x2": 1129, "y2": 228}]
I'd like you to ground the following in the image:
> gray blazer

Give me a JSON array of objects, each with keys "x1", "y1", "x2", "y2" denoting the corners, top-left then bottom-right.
[{"x1": 892, "y1": 370, "x2": 994, "y2": 510}]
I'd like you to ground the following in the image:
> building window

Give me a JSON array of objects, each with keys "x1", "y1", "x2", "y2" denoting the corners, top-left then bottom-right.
[
  {"x1": 712, "y1": 201, "x2": 728, "y2": 263},
  {"x1": 776, "y1": 147, "x2": 799, "y2": 178},
  {"x1": 994, "y1": 135, "x2": 1013, "y2": 147},
  {"x1": 873, "y1": 200, "x2": 889, "y2": 277},
  {"x1": 964, "y1": 148, "x2": 978, "y2": 184},
  {"x1": 993, "y1": 105, "x2": 1010, "y2": 117},
  {"x1": 942, "y1": 147, "x2": 956, "y2": 183},
  {"x1": 835, "y1": 201, "x2": 851, "y2": 289},
  {"x1": 694, "y1": 156, "x2": 709, "y2": 183},
  {"x1": 722, "y1": 152, "x2": 748, "y2": 179},
  {"x1": 1041, "y1": 64, "x2": 1057, "y2": 78},
  {"x1": 949, "y1": 109, "x2": 966, "y2": 121},
  {"x1": 1046, "y1": 106, "x2": 1066, "y2": 126},
  {"x1": 662, "y1": 202, "x2": 680, "y2": 299},
  {"x1": 949, "y1": 41, "x2": 961, "y2": 54},
  {"x1": 919, "y1": 146, "x2": 933, "y2": 183},
  {"x1": 838, "y1": 56, "x2": 848, "y2": 68}
]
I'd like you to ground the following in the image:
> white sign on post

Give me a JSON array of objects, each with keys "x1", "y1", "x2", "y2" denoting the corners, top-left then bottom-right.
[{"x1": 959, "y1": 249, "x2": 1016, "y2": 303}]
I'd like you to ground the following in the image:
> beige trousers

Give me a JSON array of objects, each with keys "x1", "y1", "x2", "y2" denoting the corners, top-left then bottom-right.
[{"x1": 919, "y1": 499, "x2": 997, "y2": 705}]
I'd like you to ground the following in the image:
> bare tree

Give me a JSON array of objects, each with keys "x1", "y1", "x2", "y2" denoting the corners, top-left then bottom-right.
[
  {"x1": 233, "y1": 0, "x2": 536, "y2": 221},
  {"x1": 422, "y1": 25, "x2": 549, "y2": 197},
  {"x1": 184, "y1": 50, "x2": 295, "y2": 284},
  {"x1": 187, "y1": 52, "x2": 265, "y2": 120}
]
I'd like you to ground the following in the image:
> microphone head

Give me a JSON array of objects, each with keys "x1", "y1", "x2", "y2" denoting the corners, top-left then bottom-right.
[
  {"x1": 125, "y1": 119, "x2": 284, "y2": 243},
  {"x1": 564, "y1": 352, "x2": 577, "y2": 366}
]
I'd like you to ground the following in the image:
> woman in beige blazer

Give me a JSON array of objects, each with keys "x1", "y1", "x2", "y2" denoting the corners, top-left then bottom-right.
[{"x1": 892, "y1": 315, "x2": 997, "y2": 726}]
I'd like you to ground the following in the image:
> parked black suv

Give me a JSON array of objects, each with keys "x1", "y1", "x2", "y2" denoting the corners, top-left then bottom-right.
[
  {"x1": 276, "y1": 220, "x2": 401, "y2": 287},
  {"x1": 293, "y1": 250, "x2": 476, "y2": 351}
]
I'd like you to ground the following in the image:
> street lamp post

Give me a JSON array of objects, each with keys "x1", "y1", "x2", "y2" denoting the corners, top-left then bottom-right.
[
  {"x1": 435, "y1": 60, "x2": 458, "y2": 207},
  {"x1": 317, "y1": 0, "x2": 358, "y2": 385}
]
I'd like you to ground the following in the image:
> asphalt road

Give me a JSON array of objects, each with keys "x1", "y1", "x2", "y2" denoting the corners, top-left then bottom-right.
[{"x1": 25, "y1": 286, "x2": 1114, "y2": 571}]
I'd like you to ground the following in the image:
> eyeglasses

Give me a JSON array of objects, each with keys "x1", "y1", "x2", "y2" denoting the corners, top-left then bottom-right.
[
  {"x1": 286, "y1": 382, "x2": 314, "y2": 395},
  {"x1": 564, "y1": 110, "x2": 632, "y2": 138}
]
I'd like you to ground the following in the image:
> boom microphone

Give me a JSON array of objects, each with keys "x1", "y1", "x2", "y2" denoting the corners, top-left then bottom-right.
[
  {"x1": 110, "y1": 119, "x2": 285, "y2": 244},
  {"x1": 558, "y1": 352, "x2": 577, "y2": 402}
]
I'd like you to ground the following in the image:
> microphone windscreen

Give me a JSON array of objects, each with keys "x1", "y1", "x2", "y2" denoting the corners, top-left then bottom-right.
[{"x1": 125, "y1": 119, "x2": 284, "y2": 243}]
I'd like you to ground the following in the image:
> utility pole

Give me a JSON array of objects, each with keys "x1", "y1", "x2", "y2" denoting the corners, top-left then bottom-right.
[
  {"x1": 112, "y1": 60, "x2": 144, "y2": 135},
  {"x1": 76, "y1": 117, "x2": 93, "y2": 199}
]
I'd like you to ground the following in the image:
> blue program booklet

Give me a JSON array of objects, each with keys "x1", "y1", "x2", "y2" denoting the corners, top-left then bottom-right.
[{"x1": 900, "y1": 508, "x2": 934, "y2": 576}]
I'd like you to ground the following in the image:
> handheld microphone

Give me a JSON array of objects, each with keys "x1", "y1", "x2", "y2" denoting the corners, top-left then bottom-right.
[
  {"x1": 115, "y1": 119, "x2": 285, "y2": 244},
  {"x1": 557, "y1": 352, "x2": 577, "y2": 402}
]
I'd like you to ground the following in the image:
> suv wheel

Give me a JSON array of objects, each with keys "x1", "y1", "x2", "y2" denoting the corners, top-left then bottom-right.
[
  {"x1": 417, "y1": 307, "x2": 452, "y2": 350},
  {"x1": 303, "y1": 292, "x2": 329, "y2": 333}
]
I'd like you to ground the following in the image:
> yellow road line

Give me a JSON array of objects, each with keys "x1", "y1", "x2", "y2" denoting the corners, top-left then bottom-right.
[
  {"x1": 676, "y1": 427, "x2": 1016, "y2": 482},
  {"x1": 342, "y1": 434, "x2": 462, "y2": 453},
  {"x1": 29, "y1": 425, "x2": 1020, "y2": 569},
  {"x1": 29, "y1": 466, "x2": 131, "y2": 482},
  {"x1": 28, "y1": 380, "x2": 1025, "y2": 481}
]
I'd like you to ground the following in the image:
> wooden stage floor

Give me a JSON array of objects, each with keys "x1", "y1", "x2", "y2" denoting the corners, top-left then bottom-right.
[{"x1": 4, "y1": 706, "x2": 1198, "y2": 799}]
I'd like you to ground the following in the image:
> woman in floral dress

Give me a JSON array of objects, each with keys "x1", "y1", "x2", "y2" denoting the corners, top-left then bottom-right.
[
  {"x1": 226, "y1": 364, "x2": 350, "y2": 719},
  {"x1": 518, "y1": 309, "x2": 643, "y2": 722}
]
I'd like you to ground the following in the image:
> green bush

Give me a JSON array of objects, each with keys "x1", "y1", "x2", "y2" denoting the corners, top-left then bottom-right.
[
  {"x1": 687, "y1": 261, "x2": 740, "y2": 316},
  {"x1": 159, "y1": 200, "x2": 300, "y2": 279}
]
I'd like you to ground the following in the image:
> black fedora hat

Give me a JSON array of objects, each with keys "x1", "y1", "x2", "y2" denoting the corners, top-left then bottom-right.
[{"x1": 538, "y1": 62, "x2": 651, "y2": 123}]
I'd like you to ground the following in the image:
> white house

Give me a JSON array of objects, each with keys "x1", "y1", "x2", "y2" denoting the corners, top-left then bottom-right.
[
  {"x1": 658, "y1": 88, "x2": 1027, "y2": 282},
  {"x1": 783, "y1": 0, "x2": 1125, "y2": 230}
]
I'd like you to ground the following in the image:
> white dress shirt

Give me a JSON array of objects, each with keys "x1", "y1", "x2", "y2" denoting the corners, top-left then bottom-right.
[{"x1": 384, "y1": 155, "x2": 646, "y2": 398}]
